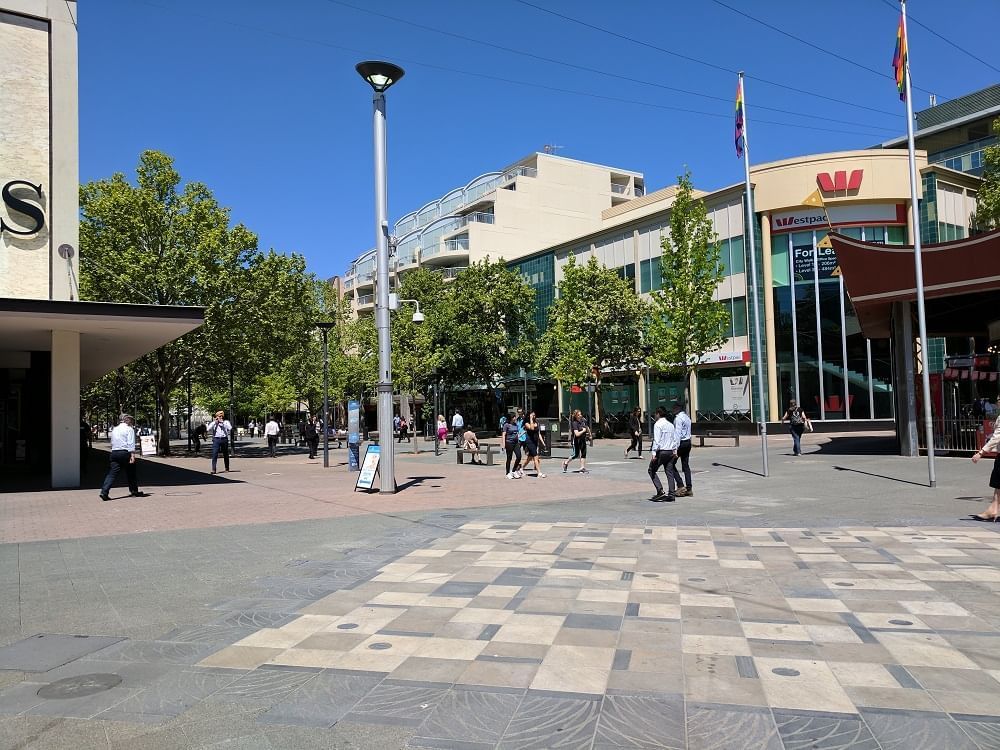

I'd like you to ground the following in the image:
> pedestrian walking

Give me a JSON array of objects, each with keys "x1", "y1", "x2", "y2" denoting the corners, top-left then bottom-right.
[
  {"x1": 523, "y1": 410, "x2": 546, "y2": 477},
  {"x1": 80, "y1": 418, "x2": 91, "y2": 471},
  {"x1": 562, "y1": 409, "x2": 590, "y2": 474},
  {"x1": 398, "y1": 416, "x2": 410, "y2": 443},
  {"x1": 780, "y1": 399, "x2": 812, "y2": 456},
  {"x1": 297, "y1": 418, "x2": 306, "y2": 446},
  {"x1": 624, "y1": 407, "x2": 643, "y2": 459},
  {"x1": 393, "y1": 414, "x2": 401, "y2": 439},
  {"x1": 304, "y1": 416, "x2": 319, "y2": 459},
  {"x1": 99, "y1": 413, "x2": 149, "y2": 501},
  {"x1": 437, "y1": 414, "x2": 448, "y2": 445},
  {"x1": 503, "y1": 413, "x2": 523, "y2": 479},
  {"x1": 210, "y1": 410, "x2": 233, "y2": 474},
  {"x1": 452, "y1": 409, "x2": 465, "y2": 446},
  {"x1": 672, "y1": 401, "x2": 694, "y2": 496},
  {"x1": 647, "y1": 406, "x2": 679, "y2": 502},
  {"x1": 971, "y1": 404, "x2": 1000, "y2": 521},
  {"x1": 265, "y1": 414, "x2": 280, "y2": 457},
  {"x1": 192, "y1": 422, "x2": 207, "y2": 455}
]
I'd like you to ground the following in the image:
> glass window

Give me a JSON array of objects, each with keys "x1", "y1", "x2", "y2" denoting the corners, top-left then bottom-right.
[
  {"x1": 771, "y1": 233, "x2": 790, "y2": 287},
  {"x1": 887, "y1": 226, "x2": 906, "y2": 244},
  {"x1": 640, "y1": 258, "x2": 662, "y2": 293},
  {"x1": 729, "y1": 235, "x2": 745, "y2": 274},
  {"x1": 728, "y1": 296, "x2": 747, "y2": 337}
]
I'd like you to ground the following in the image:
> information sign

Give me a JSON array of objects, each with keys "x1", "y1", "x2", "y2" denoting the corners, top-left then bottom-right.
[
  {"x1": 140, "y1": 435, "x2": 157, "y2": 456},
  {"x1": 347, "y1": 400, "x2": 361, "y2": 471},
  {"x1": 354, "y1": 444, "x2": 380, "y2": 491}
]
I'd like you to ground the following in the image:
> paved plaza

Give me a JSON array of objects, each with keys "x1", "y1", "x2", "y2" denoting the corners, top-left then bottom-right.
[{"x1": 4, "y1": 433, "x2": 1000, "y2": 748}]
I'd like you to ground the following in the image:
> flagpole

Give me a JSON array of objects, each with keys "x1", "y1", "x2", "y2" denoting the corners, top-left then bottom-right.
[
  {"x1": 900, "y1": 0, "x2": 936, "y2": 487},
  {"x1": 739, "y1": 71, "x2": 769, "y2": 478}
]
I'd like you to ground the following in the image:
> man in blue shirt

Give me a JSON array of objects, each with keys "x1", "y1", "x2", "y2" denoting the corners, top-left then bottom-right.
[
  {"x1": 99, "y1": 414, "x2": 149, "y2": 501},
  {"x1": 672, "y1": 400, "x2": 693, "y2": 496}
]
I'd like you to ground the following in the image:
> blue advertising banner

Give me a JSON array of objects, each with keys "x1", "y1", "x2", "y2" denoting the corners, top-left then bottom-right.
[{"x1": 348, "y1": 400, "x2": 361, "y2": 472}]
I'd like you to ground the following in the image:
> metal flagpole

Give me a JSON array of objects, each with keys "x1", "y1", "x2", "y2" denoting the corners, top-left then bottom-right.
[
  {"x1": 739, "y1": 72, "x2": 769, "y2": 477},
  {"x1": 900, "y1": 0, "x2": 936, "y2": 487}
]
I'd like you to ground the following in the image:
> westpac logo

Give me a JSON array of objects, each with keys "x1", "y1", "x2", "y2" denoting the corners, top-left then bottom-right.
[
  {"x1": 775, "y1": 213, "x2": 827, "y2": 228},
  {"x1": 817, "y1": 169, "x2": 863, "y2": 194}
]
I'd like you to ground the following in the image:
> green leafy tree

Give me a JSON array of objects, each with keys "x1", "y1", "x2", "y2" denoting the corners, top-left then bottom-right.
[
  {"x1": 647, "y1": 171, "x2": 730, "y2": 404},
  {"x1": 536, "y1": 255, "x2": 648, "y2": 419},
  {"x1": 80, "y1": 150, "x2": 316, "y2": 454},
  {"x1": 973, "y1": 117, "x2": 1000, "y2": 232}
]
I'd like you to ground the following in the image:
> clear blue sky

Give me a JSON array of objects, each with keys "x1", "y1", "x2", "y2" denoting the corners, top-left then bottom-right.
[{"x1": 81, "y1": 0, "x2": 998, "y2": 280}]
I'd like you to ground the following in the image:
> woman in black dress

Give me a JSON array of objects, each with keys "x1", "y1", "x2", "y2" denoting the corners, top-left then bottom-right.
[
  {"x1": 971, "y1": 406, "x2": 1000, "y2": 521},
  {"x1": 523, "y1": 411, "x2": 546, "y2": 478}
]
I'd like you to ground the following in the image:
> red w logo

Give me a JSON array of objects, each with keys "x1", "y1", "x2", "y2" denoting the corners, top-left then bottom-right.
[{"x1": 817, "y1": 169, "x2": 863, "y2": 192}]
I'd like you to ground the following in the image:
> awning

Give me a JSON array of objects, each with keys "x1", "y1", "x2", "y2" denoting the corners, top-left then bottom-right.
[
  {"x1": 0, "y1": 298, "x2": 204, "y2": 383},
  {"x1": 829, "y1": 228, "x2": 1000, "y2": 338}
]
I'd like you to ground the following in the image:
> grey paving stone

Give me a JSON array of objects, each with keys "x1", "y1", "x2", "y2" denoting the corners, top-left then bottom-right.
[
  {"x1": 594, "y1": 693, "x2": 685, "y2": 749},
  {"x1": 411, "y1": 687, "x2": 521, "y2": 746},
  {"x1": 212, "y1": 610, "x2": 299, "y2": 629},
  {"x1": 687, "y1": 702, "x2": 782, "y2": 750},
  {"x1": 95, "y1": 669, "x2": 241, "y2": 720},
  {"x1": 432, "y1": 582, "x2": 488, "y2": 598},
  {"x1": 773, "y1": 709, "x2": 879, "y2": 750},
  {"x1": 257, "y1": 671, "x2": 382, "y2": 728},
  {"x1": 206, "y1": 667, "x2": 319, "y2": 708},
  {"x1": 861, "y1": 708, "x2": 979, "y2": 750},
  {"x1": 563, "y1": 613, "x2": 621, "y2": 631},
  {"x1": 343, "y1": 681, "x2": 448, "y2": 726},
  {"x1": 498, "y1": 694, "x2": 599, "y2": 749},
  {"x1": 0, "y1": 634, "x2": 124, "y2": 672},
  {"x1": 156, "y1": 624, "x2": 257, "y2": 645},
  {"x1": 951, "y1": 714, "x2": 1000, "y2": 750},
  {"x1": 83, "y1": 639, "x2": 216, "y2": 665}
]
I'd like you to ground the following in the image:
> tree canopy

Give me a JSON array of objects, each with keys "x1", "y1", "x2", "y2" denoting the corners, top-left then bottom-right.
[{"x1": 973, "y1": 117, "x2": 1000, "y2": 232}]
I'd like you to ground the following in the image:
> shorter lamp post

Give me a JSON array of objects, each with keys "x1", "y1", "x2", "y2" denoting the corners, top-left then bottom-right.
[
  {"x1": 314, "y1": 322, "x2": 335, "y2": 468},
  {"x1": 389, "y1": 296, "x2": 424, "y2": 455}
]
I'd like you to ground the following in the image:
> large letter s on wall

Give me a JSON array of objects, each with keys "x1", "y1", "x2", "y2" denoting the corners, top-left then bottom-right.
[{"x1": 1, "y1": 180, "x2": 45, "y2": 236}]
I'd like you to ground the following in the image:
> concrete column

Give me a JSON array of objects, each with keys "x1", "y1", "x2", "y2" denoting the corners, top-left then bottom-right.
[
  {"x1": 49, "y1": 1, "x2": 79, "y2": 301},
  {"x1": 689, "y1": 370, "x2": 699, "y2": 418},
  {"x1": 892, "y1": 301, "x2": 918, "y2": 456},
  {"x1": 51, "y1": 329, "x2": 80, "y2": 487},
  {"x1": 638, "y1": 372, "x2": 647, "y2": 414},
  {"x1": 760, "y1": 215, "x2": 779, "y2": 421}
]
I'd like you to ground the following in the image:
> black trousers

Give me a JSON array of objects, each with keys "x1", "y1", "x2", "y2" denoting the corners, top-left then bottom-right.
[
  {"x1": 307, "y1": 436, "x2": 319, "y2": 458},
  {"x1": 627, "y1": 432, "x2": 642, "y2": 455},
  {"x1": 102, "y1": 449, "x2": 137, "y2": 496},
  {"x1": 648, "y1": 450, "x2": 677, "y2": 496},
  {"x1": 672, "y1": 439, "x2": 692, "y2": 488},
  {"x1": 505, "y1": 443, "x2": 522, "y2": 474},
  {"x1": 267, "y1": 435, "x2": 278, "y2": 457}
]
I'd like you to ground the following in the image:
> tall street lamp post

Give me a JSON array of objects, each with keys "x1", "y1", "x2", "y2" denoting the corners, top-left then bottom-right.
[
  {"x1": 314, "y1": 322, "x2": 335, "y2": 468},
  {"x1": 357, "y1": 60, "x2": 405, "y2": 495}
]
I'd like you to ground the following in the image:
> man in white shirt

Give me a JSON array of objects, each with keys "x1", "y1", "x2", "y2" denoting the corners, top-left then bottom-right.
[
  {"x1": 648, "y1": 406, "x2": 679, "y2": 502},
  {"x1": 100, "y1": 414, "x2": 149, "y2": 501},
  {"x1": 264, "y1": 415, "x2": 281, "y2": 458},
  {"x1": 451, "y1": 410, "x2": 465, "y2": 447},
  {"x1": 210, "y1": 410, "x2": 233, "y2": 474},
  {"x1": 672, "y1": 401, "x2": 694, "y2": 497}
]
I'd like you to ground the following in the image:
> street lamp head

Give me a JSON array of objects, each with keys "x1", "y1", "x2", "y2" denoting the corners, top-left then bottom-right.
[
  {"x1": 356, "y1": 61, "x2": 405, "y2": 93},
  {"x1": 411, "y1": 310, "x2": 425, "y2": 324}
]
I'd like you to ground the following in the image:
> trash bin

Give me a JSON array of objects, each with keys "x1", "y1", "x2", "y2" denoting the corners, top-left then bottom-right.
[{"x1": 537, "y1": 419, "x2": 557, "y2": 457}]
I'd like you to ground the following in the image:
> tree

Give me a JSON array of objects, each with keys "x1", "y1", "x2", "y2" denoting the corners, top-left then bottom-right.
[
  {"x1": 536, "y1": 255, "x2": 648, "y2": 418},
  {"x1": 972, "y1": 117, "x2": 1000, "y2": 232},
  {"x1": 647, "y1": 171, "x2": 730, "y2": 404},
  {"x1": 80, "y1": 150, "x2": 316, "y2": 454}
]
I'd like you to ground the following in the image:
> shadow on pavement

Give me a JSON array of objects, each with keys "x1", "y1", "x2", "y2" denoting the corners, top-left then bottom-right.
[
  {"x1": 397, "y1": 476, "x2": 446, "y2": 491},
  {"x1": 711, "y1": 462, "x2": 765, "y2": 478},
  {"x1": 811, "y1": 434, "x2": 897, "y2": 455},
  {"x1": 832, "y1": 465, "x2": 929, "y2": 487}
]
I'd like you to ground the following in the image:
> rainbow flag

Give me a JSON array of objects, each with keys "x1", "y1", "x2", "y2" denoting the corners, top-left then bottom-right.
[
  {"x1": 735, "y1": 78, "x2": 745, "y2": 158},
  {"x1": 892, "y1": 13, "x2": 906, "y2": 102}
]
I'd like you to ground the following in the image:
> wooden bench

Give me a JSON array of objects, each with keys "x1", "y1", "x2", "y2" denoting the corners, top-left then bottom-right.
[
  {"x1": 457, "y1": 444, "x2": 499, "y2": 466},
  {"x1": 694, "y1": 428, "x2": 741, "y2": 447}
]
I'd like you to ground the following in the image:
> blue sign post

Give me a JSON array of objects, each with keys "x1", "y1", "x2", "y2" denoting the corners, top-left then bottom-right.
[{"x1": 347, "y1": 399, "x2": 361, "y2": 472}]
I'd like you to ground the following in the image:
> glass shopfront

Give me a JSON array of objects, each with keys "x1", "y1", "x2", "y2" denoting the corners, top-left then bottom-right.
[{"x1": 771, "y1": 224, "x2": 899, "y2": 421}]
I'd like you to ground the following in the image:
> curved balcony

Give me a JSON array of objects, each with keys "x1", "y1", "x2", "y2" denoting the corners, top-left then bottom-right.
[
  {"x1": 354, "y1": 270, "x2": 376, "y2": 291},
  {"x1": 355, "y1": 293, "x2": 375, "y2": 312},
  {"x1": 421, "y1": 237, "x2": 470, "y2": 267}
]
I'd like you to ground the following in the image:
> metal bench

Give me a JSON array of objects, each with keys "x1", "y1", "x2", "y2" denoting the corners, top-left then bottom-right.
[
  {"x1": 457, "y1": 444, "x2": 499, "y2": 466},
  {"x1": 694, "y1": 428, "x2": 741, "y2": 447}
]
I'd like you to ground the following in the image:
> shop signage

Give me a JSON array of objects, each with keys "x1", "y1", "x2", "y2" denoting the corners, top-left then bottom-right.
[
  {"x1": 699, "y1": 350, "x2": 750, "y2": 365},
  {"x1": 725, "y1": 374, "x2": 751, "y2": 412},
  {"x1": 772, "y1": 203, "x2": 903, "y2": 234},
  {"x1": 793, "y1": 243, "x2": 840, "y2": 279},
  {"x1": 817, "y1": 169, "x2": 863, "y2": 193},
  {"x1": 1, "y1": 180, "x2": 44, "y2": 236},
  {"x1": 354, "y1": 444, "x2": 380, "y2": 491}
]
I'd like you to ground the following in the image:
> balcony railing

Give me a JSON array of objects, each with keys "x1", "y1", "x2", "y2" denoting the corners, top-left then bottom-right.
[
  {"x1": 396, "y1": 253, "x2": 418, "y2": 266},
  {"x1": 437, "y1": 266, "x2": 468, "y2": 280},
  {"x1": 461, "y1": 212, "x2": 495, "y2": 226},
  {"x1": 443, "y1": 238, "x2": 470, "y2": 252},
  {"x1": 500, "y1": 165, "x2": 538, "y2": 183},
  {"x1": 356, "y1": 294, "x2": 374, "y2": 306},
  {"x1": 611, "y1": 183, "x2": 629, "y2": 195}
]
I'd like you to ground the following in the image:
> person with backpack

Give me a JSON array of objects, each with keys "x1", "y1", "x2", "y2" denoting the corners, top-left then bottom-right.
[
  {"x1": 780, "y1": 398, "x2": 812, "y2": 456},
  {"x1": 503, "y1": 411, "x2": 523, "y2": 479}
]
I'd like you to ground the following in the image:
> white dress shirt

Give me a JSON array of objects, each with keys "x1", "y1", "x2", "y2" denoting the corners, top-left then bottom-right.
[
  {"x1": 211, "y1": 419, "x2": 232, "y2": 439},
  {"x1": 452, "y1": 413, "x2": 464, "y2": 429},
  {"x1": 110, "y1": 422, "x2": 136, "y2": 452},
  {"x1": 264, "y1": 420, "x2": 280, "y2": 437},
  {"x1": 982, "y1": 420, "x2": 1000, "y2": 454},
  {"x1": 674, "y1": 411, "x2": 692, "y2": 442},
  {"x1": 651, "y1": 417, "x2": 679, "y2": 452}
]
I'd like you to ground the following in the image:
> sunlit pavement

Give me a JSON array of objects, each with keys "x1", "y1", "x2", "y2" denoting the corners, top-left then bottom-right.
[{"x1": 4, "y1": 433, "x2": 1000, "y2": 748}]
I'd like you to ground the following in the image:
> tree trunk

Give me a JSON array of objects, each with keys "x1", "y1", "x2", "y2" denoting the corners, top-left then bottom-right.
[{"x1": 157, "y1": 386, "x2": 172, "y2": 456}]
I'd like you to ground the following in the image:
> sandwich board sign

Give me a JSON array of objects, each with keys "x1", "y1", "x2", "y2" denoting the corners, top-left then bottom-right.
[
  {"x1": 354, "y1": 443, "x2": 380, "y2": 491},
  {"x1": 140, "y1": 435, "x2": 157, "y2": 456}
]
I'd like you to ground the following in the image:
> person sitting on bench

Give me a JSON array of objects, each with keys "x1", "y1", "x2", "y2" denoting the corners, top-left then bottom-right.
[{"x1": 462, "y1": 429, "x2": 483, "y2": 464}]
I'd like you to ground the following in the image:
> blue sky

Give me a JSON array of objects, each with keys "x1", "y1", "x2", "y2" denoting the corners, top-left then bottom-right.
[{"x1": 81, "y1": 0, "x2": 998, "y2": 280}]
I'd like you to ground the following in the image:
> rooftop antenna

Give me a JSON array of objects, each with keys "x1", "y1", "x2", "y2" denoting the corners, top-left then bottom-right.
[
  {"x1": 928, "y1": 93, "x2": 937, "y2": 107},
  {"x1": 542, "y1": 144, "x2": 564, "y2": 155}
]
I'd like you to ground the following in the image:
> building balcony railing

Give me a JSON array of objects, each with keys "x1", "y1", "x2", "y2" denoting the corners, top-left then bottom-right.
[
  {"x1": 443, "y1": 238, "x2": 470, "y2": 252},
  {"x1": 500, "y1": 165, "x2": 538, "y2": 183},
  {"x1": 396, "y1": 253, "x2": 418, "y2": 267},
  {"x1": 461, "y1": 212, "x2": 495, "y2": 226},
  {"x1": 437, "y1": 266, "x2": 468, "y2": 280},
  {"x1": 356, "y1": 294, "x2": 374, "y2": 307}
]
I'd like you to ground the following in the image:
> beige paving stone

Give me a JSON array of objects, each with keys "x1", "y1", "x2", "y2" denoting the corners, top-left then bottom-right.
[
  {"x1": 234, "y1": 628, "x2": 310, "y2": 650},
  {"x1": 480, "y1": 585, "x2": 523, "y2": 598},
  {"x1": 331, "y1": 650, "x2": 409, "y2": 672},
  {"x1": 853, "y1": 612, "x2": 930, "y2": 630},
  {"x1": 350, "y1": 634, "x2": 428, "y2": 656},
  {"x1": 822, "y1": 577, "x2": 934, "y2": 592},
  {"x1": 368, "y1": 591, "x2": 426, "y2": 606},
  {"x1": 479, "y1": 642, "x2": 549, "y2": 660},
  {"x1": 553, "y1": 627, "x2": 619, "y2": 648},
  {"x1": 492, "y1": 614, "x2": 565, "y2": 645},
  {"x1": 846, "y1": 685, "x2": 944, "y2": 712},
  {"x1": 909, "y1": 666, "x2": 1000, "y2": 692},
  {"x1": 275, "y1": 614, "x2": 340, "y2": 634},
  {"x1": 323, "y1": 606, "x2": 405, "y2": 634},
  {"x1": 542, "y1": 645, "x2": 615, "y2": 670},
  {"x1": 198, "y1": 645, "x2": 282, "y2": 670},
  {"x1": 389, "y1": 656, "x2": 469, "y2": 682},
  {"x1": 457, "y1": 660, "x2": 539, "y2": 688},
  {"x1": 805, "y1": 625, "x2": 863, "y2": 644},
  {"x1": 267, "y1": 648, "x2": 354, "y2": 669},
  {"x1": 578, "y1": 588, "x2": 630, "y2": 603},
  {"x1": 638, "y1": 602, "x2": 681, "y2": 620},
  {"x1": 719, "y1": 559, "x2": 766, "y2": 569},
  {"x1": 755, "y1": 657, "x2": 856, "y2": 714},
  {"x1": 415, "y1": 596, "x2": 475, "y2": 608},
  {"x1": 828, "y1": 661, "x2": 900, "y2": 688},
  {"x1": 300, "y1": 593, "x2": 370, "y2": 616},
  {"x1": 449, "y1": 607, "x2": 514, "y2": 625},
  {"x1": 570, "y1": 600, "x2": 627, "y2": 616},
  {"x1": 682, "y1": 634, "x2": 752, "y2": 656},
  {"x1": 413, "y1": 637, "x2": 489, "y2": 661},
  {"x1": 608, "y1": 669, "x2": 684, "y2": 694},
  {"x1": 900, "y1": 600, "x2": 971, "y2": 617},
  {"x1": 406, "y1": 548, "x2": 450, "y2": 557},
  {"x1": 875, "y1": 631, "x2": 980, "y2": 669},
  {"x1": 530, "y1": 663, "x2": 610, "y2": 695},
  {"x1": 294, "y1": 632, "x2": 368, "y2": 651},
  {"x1": 437, "y1": 622, "x2": 490, "y2": 640},
  {"x1": 741, "y1": 622, "x2": 811, "y2": 641}
]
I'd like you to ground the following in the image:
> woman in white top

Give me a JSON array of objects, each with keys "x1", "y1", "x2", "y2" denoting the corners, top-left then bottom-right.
[{"x1": 971, "y1": 402, "x2": 1000, "y2": 521}]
